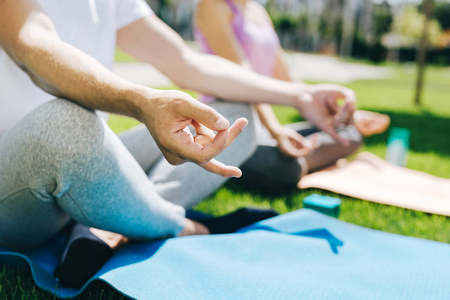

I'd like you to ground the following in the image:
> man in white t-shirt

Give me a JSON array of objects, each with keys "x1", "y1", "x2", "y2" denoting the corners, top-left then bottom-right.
[
  {"x1": 0, "y1": 0, "x2": 155, "y2": 136},
  {"x1": 0, "y1": 0, "x2": 357, "y2": 250}
]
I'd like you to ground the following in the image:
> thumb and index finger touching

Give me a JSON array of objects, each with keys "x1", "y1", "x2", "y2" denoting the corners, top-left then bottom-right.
[{"x1": 174, "y1": 100, "x2": 248, "y2": 177}]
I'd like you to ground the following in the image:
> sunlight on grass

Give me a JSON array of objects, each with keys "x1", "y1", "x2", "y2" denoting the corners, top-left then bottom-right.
[
  {"x1": 108, "y1": 114, "x2": 141, "y2": 133},
  {"x1": 2, "y1": 64, "x2": 449, "y2": 300},
  {"x1": 104, "y1": 66, "x2": 450, "y2": 245},
  {"x1": 194, "y1": 65, "x2": 450, "y2": 245}
]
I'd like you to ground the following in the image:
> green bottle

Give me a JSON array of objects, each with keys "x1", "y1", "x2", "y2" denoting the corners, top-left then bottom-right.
[{"x1": 386, "y1": 127, "x2": 410, "y2": 166}]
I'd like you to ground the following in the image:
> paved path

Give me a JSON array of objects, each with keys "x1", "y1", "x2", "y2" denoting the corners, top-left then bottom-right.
[
  {"x1": 112, "y1": 63, "x2": 172, "y2": 87},
  {"x1": 285, "y1": 53, "x2": 392, "y2": 83},
  {"x1": 112, "y1": 53, "x2": 392, "y2": 88}
]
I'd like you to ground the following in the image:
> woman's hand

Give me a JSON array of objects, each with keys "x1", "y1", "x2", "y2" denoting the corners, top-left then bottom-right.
[
  {"x1": 273, "y1": 126, "x2": 316, "y2": 158},
  {"x1": 295, "y1": 84, "x2": 356, "y2": 146},
  {"x1": 140, "y1": 89, "x2": 248, "y2": 178}
]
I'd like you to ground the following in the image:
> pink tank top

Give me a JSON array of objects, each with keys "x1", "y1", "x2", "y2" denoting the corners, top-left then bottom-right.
[{"x1": 195, "y1": 0, "x2": 280, "y2": 103}]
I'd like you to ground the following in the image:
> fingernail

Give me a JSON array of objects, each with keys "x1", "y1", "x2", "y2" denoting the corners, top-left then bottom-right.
[
  {"x1": 232, "y1": 170, "x2": 243, "y2": 178},
  {"x1": 241, "y1": 122, "x2": 248, "y2": 131},
  {"x1": 216, "y1": 118, "x2": 229, "y2": 129}
]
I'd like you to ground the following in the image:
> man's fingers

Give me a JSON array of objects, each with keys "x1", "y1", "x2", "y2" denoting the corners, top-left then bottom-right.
[
  {"x1": 185, "y1": 119, "x2": 246, "y2": 177},
  {"x1": 201, "y1": 159, "x2": 242, "y2": 178},
  {"x1": 185, "y1": 118, "x2": 247, "y2": 164},
  {"x1": 191, "y1": 120, "x2": 215, "y2": 145},
  {"x1": 180, "y1": 100, "x2": 230, "y2": 132},
  {"x1": 161, "y1": 149, "x2": 186, "y2": 166},
  {"x1": 191, "y1": 120, "x2": 214, "y2": 138},
  {"x1": 196, "y1": 118, "x2": 247, "y2": 175},
  {"x1": 223, "y1": 118, "x2": 248, "y2": 148},
  {"x1": 193, "y1": 129, "x2": 229, "y2": 164},
  {"x1": 196, "y1": 117, "x2": 246, "y2": 162},
  {"x1": 165, "y1": 117, "x2": 247, "y2": 173}
]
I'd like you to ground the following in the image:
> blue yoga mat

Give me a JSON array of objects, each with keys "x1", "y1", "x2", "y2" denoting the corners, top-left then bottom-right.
[{"x1": 1, "y1": 209, "x2": 449, "y2": 299}]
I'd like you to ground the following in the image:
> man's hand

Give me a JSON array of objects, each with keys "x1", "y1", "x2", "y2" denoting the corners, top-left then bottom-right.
[
  {"x1": 140, "y1": 90, "x2": 248, "y2": 178},
  {"x1": 273, "y1": 127, "x2": 316, "y2": 158},
  {"x1": 295, "y1": 84, "x2": 356, "y2": 146}
]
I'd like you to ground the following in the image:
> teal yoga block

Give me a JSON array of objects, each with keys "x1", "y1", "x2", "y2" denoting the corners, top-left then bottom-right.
[{"x1": 302, "y1": 194, "x2": 341, "y2": 218}]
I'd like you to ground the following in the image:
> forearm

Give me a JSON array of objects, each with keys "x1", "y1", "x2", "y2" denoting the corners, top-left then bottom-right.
[
  {"x1": 7, "y1": 34, "x2": 153, "y2": 121},
  {"x1": 180, "y1": 51, "x2": 308, "y2": 106},
  {"x1": 116, "y1": 16, "x2": 308, "y2": 108}
]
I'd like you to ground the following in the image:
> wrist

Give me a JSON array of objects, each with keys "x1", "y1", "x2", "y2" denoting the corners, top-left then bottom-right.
[
  {"x1": 124, "y1": 86, "x2": 167, "y2": 123},
  {"x1": 117, "y1": 84, "x2": 148, "y2": 121},
  {"x1": 290, "y1": 82, "x2": 313, "y2": 111},
  {"x1": 267, "y1": 123, "x2": 285, "y2": 140}
]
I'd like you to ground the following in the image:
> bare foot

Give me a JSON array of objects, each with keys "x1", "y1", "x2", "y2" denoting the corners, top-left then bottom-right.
[
  {"x1": 354, "y1": 110, "x2": 390, "y2": 137},
  {"x1": 89, "y1": 228, "x2": 129, "y2": 249},
  {"x1": 178, "y1": 218, "x2": 210, "y2": 236}
]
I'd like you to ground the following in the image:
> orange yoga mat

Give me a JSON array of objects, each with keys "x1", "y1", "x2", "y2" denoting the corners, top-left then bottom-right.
[{"x1": 298, "y1": 152, "x2": 450, "y2": 216}]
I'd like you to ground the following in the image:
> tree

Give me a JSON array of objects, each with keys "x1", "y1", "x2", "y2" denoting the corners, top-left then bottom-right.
[
  {"x1": 373, "y1": 2, "x2": 393, "y2": 43},
  {"x1": 415, "y1": 0, "x2": 434, "y2": 106},
  {"x1": 339, "y1": 0, "x2": 355, "y2": 57},
  {"x1": 392, "y1": 5, "x2": 441, "y2": 47},
  {"x1": 430, "y1": 1, "x2": 450, "y2": 30}
]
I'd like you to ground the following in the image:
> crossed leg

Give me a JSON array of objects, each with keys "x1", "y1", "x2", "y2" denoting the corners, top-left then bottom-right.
[{"x1": 0, "y1": 99, "x2": 185, "y2": 250}]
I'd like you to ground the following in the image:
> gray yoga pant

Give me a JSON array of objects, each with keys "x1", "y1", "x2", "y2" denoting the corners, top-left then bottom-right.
[
  {"x1": 0, "y1": 98, "x2": 360, "y2": 250},
  {"x1": 0, "y1": 99, "x2": 256, "y2": 250}
]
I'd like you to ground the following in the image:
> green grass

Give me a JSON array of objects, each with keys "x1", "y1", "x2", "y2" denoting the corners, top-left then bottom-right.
[
  {"x1": 2, "y1": 65, "x2": 450, "y2": 299},
  {"x1": 114, "y1": 49, "x2": 136, "y2": 63}
]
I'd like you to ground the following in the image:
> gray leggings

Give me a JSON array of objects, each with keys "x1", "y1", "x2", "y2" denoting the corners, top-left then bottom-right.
[
  {"x1": 0, "y1": 99, "x2": 256, "y2": 250},
  {"x1": 0, "y1": 98, "x2": 360, "y2": 250}
]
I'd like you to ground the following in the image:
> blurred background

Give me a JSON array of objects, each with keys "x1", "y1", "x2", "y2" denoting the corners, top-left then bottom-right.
[
  {"x1": 108, "y1": 0, "x2": 450, "y2": 241},
  {"x1": 113, "y1": 0, "x2": 450, "y2": 180},
  {"x1": 3, "y1": 2, "x2": 450, "y2": 299},
  {"x1": 114, "y1": 0, "x2": 450, "y2": 167},
  {"x1": 145, "y1": 0, "x2": 450, "y2": 65}
]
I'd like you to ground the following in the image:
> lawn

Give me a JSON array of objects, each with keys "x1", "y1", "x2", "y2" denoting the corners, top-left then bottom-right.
[{"x1": 1, "y1": 64, "x2": 449, "y2": 299}]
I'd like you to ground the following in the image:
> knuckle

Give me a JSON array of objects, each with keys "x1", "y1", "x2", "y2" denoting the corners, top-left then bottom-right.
[
  {"x1": 165, "y1": 154, "x2": 185, "y2": 166},
  {"x1": 199, "y1": 158, "x2": 210, "y2": 166},
  {"x1": 190, "y1": 156, "x2": 203, "y2": 165},
  {"x1": 196, "y1": 153, "x2": 212, "y2": 165}
]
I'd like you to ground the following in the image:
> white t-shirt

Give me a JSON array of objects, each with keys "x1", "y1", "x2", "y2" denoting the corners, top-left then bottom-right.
[{"x1": 0, "y1": 0, "x2": 153, "y2": 137}]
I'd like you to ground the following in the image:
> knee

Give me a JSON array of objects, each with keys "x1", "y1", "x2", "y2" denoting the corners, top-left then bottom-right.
[
  {"x1": 25, "y1": 99, "x2": 104, "y2": 149},
  {"x1": 1, "y1": 99, "x2": 108, "y2": 190},
  {"x1": 241, "y1": 146, "x2": 303, "y2": 189},
  {"x1": 12, "y1": 99, "x2": 107, "y2": 158}
]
